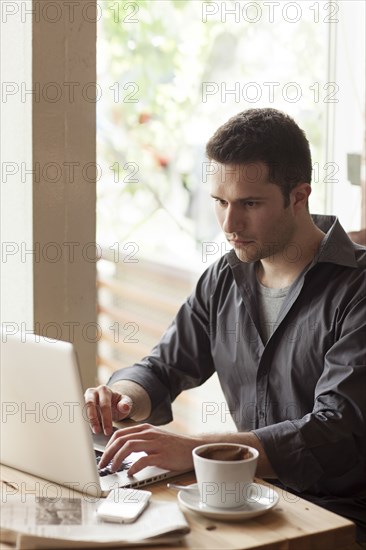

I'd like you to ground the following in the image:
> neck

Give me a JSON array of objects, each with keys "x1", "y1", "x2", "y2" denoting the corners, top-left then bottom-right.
[{"x1": 258, "y1": 218, "x2": 325, "y2": 289}]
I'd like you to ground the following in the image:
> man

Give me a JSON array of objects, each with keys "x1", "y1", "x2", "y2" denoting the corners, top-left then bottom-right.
[{"x1": 85, "y1": 108, "x2": 366, "y2": 542}]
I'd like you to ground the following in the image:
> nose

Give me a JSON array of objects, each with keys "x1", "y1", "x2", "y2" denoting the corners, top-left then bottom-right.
[{"x1": 222, "y1": 205, "x2": 245, "y2": 235}]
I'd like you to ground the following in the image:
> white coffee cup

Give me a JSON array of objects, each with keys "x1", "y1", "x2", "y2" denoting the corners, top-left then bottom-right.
[{"x1": 192, "y1": 443, "x2": 259, "y2": 509}]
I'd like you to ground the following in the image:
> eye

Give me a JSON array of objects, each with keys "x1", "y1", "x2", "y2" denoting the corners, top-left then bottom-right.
[
  {"x1": 214, "y1": 198, "x2": 227, "y2": 207},
  {"x1": 245, "y1": 201, "x2": 258, "y2": 208}
]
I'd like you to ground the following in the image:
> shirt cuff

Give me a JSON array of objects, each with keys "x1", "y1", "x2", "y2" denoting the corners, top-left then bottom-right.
[
  {"x1": 253, "y1": 419, "x2": 324, "y2": 492},
  {"x1": 108, "y1": 365, "x2": 173, "y2": 425}
]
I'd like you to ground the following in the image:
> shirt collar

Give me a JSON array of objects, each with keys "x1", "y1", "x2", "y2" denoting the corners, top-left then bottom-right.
[
  {"x1": 311, "y1": 214, "x2": 359, "y2": 268},
  {"x1": 226, "y1": 214, "x2": 360, "y2": 272}
]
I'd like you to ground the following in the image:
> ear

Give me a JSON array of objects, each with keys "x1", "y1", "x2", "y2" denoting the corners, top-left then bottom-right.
[{"x1": 291, "y1": 183, "x2": 311, "y2": 211}]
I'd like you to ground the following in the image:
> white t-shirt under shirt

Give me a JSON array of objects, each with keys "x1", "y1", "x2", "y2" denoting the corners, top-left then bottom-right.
[{"x1": 256, "y1": 280, "x2": 291, "y2": 344}]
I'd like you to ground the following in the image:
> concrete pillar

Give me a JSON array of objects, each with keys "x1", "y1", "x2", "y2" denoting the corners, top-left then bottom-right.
[
  {"x1": 1, "y1": 1, "x2": 98, "y2": 389},
  {"x1": 32, "y1": 0, "x2": 97, "y2": 388}
]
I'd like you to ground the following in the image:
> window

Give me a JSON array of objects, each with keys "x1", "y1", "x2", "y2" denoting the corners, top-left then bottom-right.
[{"x1": 96, "y1": 0, "x2": 365, "y2": 429}]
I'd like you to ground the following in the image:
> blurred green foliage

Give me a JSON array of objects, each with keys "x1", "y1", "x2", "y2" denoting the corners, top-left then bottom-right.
[{"x1": 98, "y1": 0, "x2": 327, "y2": 253}]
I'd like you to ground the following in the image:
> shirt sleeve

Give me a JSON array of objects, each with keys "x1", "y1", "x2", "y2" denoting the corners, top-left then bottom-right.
[
  {"x1": 107, "y1": 262, "x2": 219, "y2": 425},
  {"x1": 253, "y1": 294, "x2": 366, "y2": 493}
]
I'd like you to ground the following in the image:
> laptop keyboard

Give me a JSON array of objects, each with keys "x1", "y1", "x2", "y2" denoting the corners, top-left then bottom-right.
[{"x1": 95, "y1": 453, "x2": 132, "y2": 477}]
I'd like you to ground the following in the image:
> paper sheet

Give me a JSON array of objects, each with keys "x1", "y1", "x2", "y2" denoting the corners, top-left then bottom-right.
[{"x1": 0, "y1": 494, "x2": 190, "y2": 546}]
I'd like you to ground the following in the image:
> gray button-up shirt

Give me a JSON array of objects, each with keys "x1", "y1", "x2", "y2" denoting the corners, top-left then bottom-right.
[{"x1": 109, "y1": 215, "x2": 366, "y2": 525}]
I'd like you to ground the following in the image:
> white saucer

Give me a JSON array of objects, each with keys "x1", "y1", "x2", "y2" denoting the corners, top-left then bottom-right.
[{"x1": 177, "y1": 483, "x2": 279, "y2": 521}]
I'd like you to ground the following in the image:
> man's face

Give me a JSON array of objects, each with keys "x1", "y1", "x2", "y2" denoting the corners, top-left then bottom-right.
[{"x1": 210, "y1": 162, "x2": 297, "y2": 263}]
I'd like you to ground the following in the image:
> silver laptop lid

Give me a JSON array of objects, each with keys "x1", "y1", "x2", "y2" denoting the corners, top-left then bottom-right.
[{"x1": 0, "y1": 332, "x2": 102, "y2": 497}]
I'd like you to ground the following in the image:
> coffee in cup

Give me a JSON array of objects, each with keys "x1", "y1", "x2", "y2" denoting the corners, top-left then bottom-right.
[{"x1": 192, "y1": 443, "x2": 259, "y2": 509}]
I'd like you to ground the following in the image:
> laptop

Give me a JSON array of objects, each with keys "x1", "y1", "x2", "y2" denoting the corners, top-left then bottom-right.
[{"x1": 0, "y1": 332, "x2": 189, "y2": 497}]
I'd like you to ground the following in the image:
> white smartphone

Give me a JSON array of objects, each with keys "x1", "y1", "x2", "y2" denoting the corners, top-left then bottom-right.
[{"x1": 96, "y1": 488, "x2": 152, "y2": 524}]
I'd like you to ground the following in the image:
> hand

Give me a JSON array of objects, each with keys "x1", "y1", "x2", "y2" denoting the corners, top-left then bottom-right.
[
  {"x1": 84, "y1": 384, "x2": 133, "y2": 436},
  {"x1": 98, "y1": 423, "x2": 199, "y2": 475}
]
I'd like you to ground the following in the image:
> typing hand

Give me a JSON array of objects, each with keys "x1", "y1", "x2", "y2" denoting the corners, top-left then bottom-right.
[
  {"x1": 98, "y1": 423, "x2": 198, "y2": 475},
  {"x1": 84, "y1": 385, "x2": 133, "y2": 436}
]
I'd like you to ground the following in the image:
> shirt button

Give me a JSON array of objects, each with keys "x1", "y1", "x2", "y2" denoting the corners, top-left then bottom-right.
[{"x1": 259, "y1": 411, "x2": 265, "y2": 419}]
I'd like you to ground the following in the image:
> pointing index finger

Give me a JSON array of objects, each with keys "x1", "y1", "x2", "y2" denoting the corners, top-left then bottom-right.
[
  {"x1": 98, "y1": 387, "x2": 114, "y2": 436},
  {"x1": 84, "y1": 390, "x2": 101, "y2": 434}
]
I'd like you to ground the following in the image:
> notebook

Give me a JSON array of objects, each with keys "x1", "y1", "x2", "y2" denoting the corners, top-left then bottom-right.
[{"x1": 0, "y1": 332, "x2": 189, "y2": 496}]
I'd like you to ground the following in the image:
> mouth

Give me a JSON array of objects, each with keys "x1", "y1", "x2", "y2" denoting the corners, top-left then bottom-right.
[{"x1": 229, "y1": 239, "x2": 255, "y2": 246}]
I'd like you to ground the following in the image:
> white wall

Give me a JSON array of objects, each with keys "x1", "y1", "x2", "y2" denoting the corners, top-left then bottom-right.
[{"x1": 0, "y1": 2, "x2": 34, "y2": 329}]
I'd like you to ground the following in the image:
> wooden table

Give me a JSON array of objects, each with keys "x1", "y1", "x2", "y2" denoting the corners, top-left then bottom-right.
[{"x1": 0, "y1": 464, "x2": 357, "y2": 550}]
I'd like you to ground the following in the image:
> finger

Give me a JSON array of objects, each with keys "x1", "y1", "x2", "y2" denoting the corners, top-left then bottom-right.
[
  {"x1": 97, "y1": 386, "x2": 114, "y2": 436},
  {"x1": 99, "y1": 435, "x2": 155, "y2": 470},
  {"x1": 128, "y1": 455, "x2": 160, "y2": 477},
  {"x1": 105, "y1": 423, "x2": 153, "y2": 449},
  {"x1": 99, "y1": 435, "x2": 126, "y2": 468},
  {"x1": 115, "y1": 395, "x2": 133, "y2": 420},
  {"x1": 110, "y1": 440, "x2": 158, "y2": 473},
  {"x1": 99, "y1": 436, "x2": 132, "y2": 469},
  {"x1": 84, "y1": 389, "x2": 101, "y2": 434}
]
